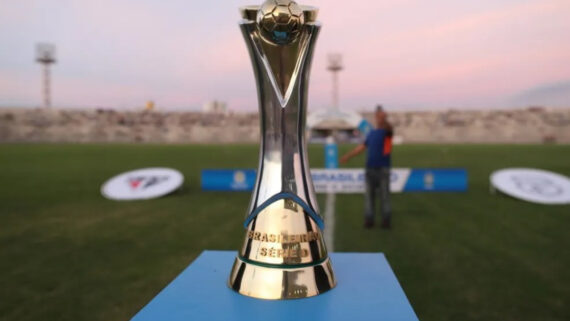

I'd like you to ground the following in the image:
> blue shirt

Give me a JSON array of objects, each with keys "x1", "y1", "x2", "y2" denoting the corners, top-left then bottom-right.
[{"x1": 365, "y1": 129, "x2": 393, "y2": 168}]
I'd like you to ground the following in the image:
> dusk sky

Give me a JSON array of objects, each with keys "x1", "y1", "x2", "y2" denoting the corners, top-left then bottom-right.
[{"x1": 1, "y1": 0, "x2": 569, "y2": 111}]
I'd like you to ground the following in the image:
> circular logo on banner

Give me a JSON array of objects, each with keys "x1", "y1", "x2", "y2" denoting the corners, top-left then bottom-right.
[
  {"x1": 491, "y1": 168, "x2": 570, "y2": 205},
  {"x1": 101, "y1": 168, "x2": 184, "y2": 201},
  {"x1": 234, "y1": 171, "x2": 246, "y2": 184}
]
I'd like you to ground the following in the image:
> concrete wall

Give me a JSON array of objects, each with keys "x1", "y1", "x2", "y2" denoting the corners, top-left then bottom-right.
[{"x1": 1, "y1": 107, "x2": 568, "y2": 144}]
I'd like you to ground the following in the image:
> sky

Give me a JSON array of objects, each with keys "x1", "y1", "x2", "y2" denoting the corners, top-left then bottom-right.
[{"x1": 0, "y1": 0, "x2": 569, "y2": 112}]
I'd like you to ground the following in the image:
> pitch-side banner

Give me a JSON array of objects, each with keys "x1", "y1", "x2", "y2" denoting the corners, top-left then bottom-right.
[{"x1": 201, "y1": 169, "x2": 467, "y2": 193}]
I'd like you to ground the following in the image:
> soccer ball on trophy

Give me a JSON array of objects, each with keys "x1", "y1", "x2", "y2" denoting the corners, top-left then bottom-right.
[{"x1": 256, "y1": 0, "x2": 305, "y2": 45}]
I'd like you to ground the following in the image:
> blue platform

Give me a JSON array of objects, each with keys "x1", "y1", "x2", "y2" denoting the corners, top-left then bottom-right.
[{"x1": 131, "y1": 251, "x2": 419, "y2": 321}]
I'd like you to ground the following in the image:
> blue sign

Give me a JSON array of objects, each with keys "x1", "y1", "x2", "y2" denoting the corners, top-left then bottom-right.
[
  {"x1": 325, "y1": 141, "x2": 339, "y2": 169},
  {"x1": 358, "y1": 119, "x2": 373, "y2": 136}
]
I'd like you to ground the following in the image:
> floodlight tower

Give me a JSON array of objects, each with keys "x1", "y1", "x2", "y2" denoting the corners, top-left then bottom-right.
[
  {"x1": 327, "y1": 53, "x2": 343, "y2": 111},
  {"x1": 35, "y1": 43, "x2": 56, "y2": 108}
]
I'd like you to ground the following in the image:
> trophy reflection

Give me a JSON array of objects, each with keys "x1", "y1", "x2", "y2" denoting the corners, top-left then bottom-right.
[{"x1": 228, "y1": 0, "x2": 336, "y2": 300}]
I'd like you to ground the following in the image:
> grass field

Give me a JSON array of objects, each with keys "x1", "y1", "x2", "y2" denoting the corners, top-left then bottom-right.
[{"x1": 0, "y1": 144, "x2": 569, "y2": 321}]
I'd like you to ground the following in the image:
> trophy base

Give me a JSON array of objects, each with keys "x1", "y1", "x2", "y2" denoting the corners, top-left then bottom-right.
[{"x1": 228, "y1": 256, "x2": 336, "y2": 300}]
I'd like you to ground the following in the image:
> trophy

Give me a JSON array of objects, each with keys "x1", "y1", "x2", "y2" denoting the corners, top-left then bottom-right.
[{"x1": 228, "y1": 0, "x2": 336, "y2": 300}]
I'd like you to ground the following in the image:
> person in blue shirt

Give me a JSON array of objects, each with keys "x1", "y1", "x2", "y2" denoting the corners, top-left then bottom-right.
[{"x1": 340, "y1": 105, "x2": 394, "y2": 229}]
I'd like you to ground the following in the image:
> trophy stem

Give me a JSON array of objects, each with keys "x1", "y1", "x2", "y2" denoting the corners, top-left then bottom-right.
[{"x1": 229, "y1": 2, "x2": 336, "y2": 300}]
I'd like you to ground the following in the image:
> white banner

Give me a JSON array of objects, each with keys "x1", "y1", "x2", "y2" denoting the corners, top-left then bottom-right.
[{"x1": 311, "y1": 169, "x2": 411, "y2": 194}]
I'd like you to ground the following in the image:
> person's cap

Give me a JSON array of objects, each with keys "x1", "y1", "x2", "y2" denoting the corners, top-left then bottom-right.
[{"x1": 376, "y1": 105, "x2": 384, "y2": 112}]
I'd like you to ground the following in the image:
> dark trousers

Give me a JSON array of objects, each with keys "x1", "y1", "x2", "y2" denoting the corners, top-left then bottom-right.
[{"x1": 365, "y1": 167, "x2": 392, "y2": 222}]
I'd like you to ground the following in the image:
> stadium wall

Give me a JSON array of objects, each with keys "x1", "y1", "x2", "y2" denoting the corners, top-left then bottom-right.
[{"x1": 0, "y1": 107, "x2": 568, "y2": 144}]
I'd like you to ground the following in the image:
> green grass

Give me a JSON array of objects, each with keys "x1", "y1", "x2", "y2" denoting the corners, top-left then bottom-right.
[{"x1": 0, "y1": 144, "x2": 569, "y2": 321}]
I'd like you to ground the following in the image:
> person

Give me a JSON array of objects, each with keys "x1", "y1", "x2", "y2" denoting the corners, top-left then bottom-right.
[{"x1": 340, "y1": 105, "x2": 394, "y2": 229}]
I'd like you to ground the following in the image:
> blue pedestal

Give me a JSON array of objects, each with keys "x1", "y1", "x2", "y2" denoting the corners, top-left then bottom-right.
[{"x1": 131, "y1": 251, "x2": 418, "y2": 321}]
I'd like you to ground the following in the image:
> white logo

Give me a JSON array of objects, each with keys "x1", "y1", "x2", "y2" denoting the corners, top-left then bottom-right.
[
  {"x1": 491, "y1": 168, "x2": 570, "y2": 205},
  {"x1": 101, "y1": 168, "x2": 184, "y2": 201}
]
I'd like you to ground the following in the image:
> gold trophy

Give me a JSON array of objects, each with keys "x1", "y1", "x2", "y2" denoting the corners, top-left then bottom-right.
[{"x1": 228, "y1": 0, "x2": 336, "y2": 300}]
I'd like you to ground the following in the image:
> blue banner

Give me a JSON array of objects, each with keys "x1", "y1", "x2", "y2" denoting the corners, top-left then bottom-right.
[
  {"x1": 201, "y1": 169, "x2": 256, "y2": 191},
  {"x1": 402, "y1": 169, "x2": 468, "y2": 192},
  {"x1": 201, "y1": 168, "x2": 468, "y2": 193}
]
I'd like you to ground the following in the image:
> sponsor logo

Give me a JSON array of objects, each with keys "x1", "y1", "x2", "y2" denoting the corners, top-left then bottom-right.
[
  {"x1": 231, "y1": 170, "x2": 249, "y2": 189},
  {"x1": 312, "y1": 171, "x2": 363, "y2": 182},
  {"x1": 128, "y1": 176, "x2": 169, "y2": 190},
  {"x1": 234, "y1": 171, "x2": 246, "y2": 184},
  {"x1": 511, "y1": 176, "x2": 563, "y2": 197}
]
